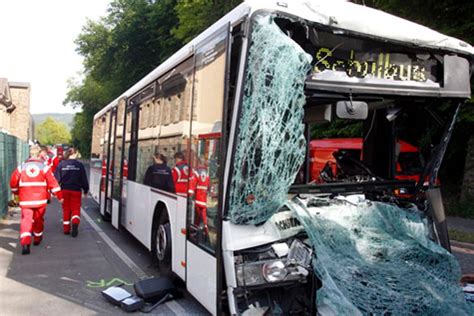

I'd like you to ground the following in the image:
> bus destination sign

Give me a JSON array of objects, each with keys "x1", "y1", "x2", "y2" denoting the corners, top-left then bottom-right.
[{"x1": 309, "y1": 31, "x2": 440, "y2": 86}]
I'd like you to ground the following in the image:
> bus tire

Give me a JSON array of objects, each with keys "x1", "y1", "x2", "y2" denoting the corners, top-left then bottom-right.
[{"x1": 152, "y1": 212, "x2": 172, "y2": 276}]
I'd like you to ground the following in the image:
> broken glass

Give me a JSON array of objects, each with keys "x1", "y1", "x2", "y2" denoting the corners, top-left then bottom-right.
[
  {"x1": 228, "y1": 15, "x2": 312, "y2": 225},
  {"x1": 287, "y1": 197, "x2": 473, "y2": 315}
]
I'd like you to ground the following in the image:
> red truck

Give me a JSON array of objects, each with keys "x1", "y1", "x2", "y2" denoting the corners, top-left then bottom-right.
[{"x1": 309, "y1": 138, "x2": 424, "y2": 185}]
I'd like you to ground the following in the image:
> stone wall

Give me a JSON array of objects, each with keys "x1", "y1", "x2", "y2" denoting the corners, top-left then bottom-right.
[
  {"x1": 0, "y1": 78, "x2": 13, "y2": 133},
  {"x1": 9, "y1": 82, "x2": 32, "y2": 142}
]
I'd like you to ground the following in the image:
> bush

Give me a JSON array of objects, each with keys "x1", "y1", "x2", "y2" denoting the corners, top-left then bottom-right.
[{"x1": 444, "y1": 194, "x2": 474, "y2": 219}]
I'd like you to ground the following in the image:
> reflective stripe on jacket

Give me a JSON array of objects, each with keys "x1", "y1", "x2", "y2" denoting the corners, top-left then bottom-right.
[{"x1": 10, "y1": 158, "x2": 63, "y2": 208}]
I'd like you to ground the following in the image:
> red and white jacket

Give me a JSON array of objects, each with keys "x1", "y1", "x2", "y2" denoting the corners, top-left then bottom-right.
[
  {"x1": 46, "y1": 150, "x2": 59, "y2": 173},
  {"x1": 193, "y1": 165, "x2": 210, "y2": 207},
  {"x1": 172, "y1": 161, "x2": 195, "y2": 197},
  {"x1": 10, "y1": 158, "x2": 63, "y2": 208}
]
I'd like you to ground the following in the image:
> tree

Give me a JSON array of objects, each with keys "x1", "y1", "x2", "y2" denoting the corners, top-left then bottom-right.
[
  {"x1": 69, "y1": 111, "x2": 92, "y2": 158},
  {"x1": 36, "y1": 117, "x2": 71, "y2": 145},
  {"x1": 65, "y1": 0, "x2": 183, "y2": 158},
  {"x1": 172, "y1": 0, "x2": 242, "y2": 43}
]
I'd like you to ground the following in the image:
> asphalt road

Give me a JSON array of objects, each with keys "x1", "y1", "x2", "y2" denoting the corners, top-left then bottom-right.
[
  {"x1": 448, "y1": 217, "x2": 474, "y2": 275},
  {"x1": 0, "y1": 197, "x2": 209, "y2": 315}
]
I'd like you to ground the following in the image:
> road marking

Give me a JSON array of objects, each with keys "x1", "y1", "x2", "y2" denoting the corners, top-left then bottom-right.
[
  {"x1": 452, "y1": 245, "x2": 474, "y2": 255},
  {"x1": 81, "y1": 208, "x2": 148, "y2": 279},
  {"x1": 86, "y1": 278, "x2": 133, "y2": 288},
  {"x1": 82, "y1": 205, "x2": 191, "y2": 315},
  {"x1": 166, "y1": 300, "x2": 187, "y2": 315},
  {"x1": 60, "y1": 277, "x2": 81, "y2": 283}
]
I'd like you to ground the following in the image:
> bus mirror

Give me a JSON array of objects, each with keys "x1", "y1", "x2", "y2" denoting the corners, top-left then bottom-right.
[
  {"x1": 441, "y1": 55, "x2": 471, "y2": 98},
  {"x1": 336, "y1": 101, "x2": 368, "y2": 120}
]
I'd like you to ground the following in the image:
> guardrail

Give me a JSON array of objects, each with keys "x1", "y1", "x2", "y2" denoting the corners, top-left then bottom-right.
[{"x1": 0, "y1": 132, "x2": 28, "y2": 217}]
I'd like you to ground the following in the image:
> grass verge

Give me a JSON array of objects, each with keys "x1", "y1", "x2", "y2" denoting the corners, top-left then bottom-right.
[{"x1": 449, "y1": 229, "x2": 474, "y2": 244}]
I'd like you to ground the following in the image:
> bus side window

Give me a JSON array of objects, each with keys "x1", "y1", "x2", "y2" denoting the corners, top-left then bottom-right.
[{"x1": 187, "y1": 31, "x2": 228, "y2": 252}]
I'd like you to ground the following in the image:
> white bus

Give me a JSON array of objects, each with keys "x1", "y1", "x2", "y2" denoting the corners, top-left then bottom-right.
[{"x1": 90, "y1": 0, "x2": 473, "y2": 314}]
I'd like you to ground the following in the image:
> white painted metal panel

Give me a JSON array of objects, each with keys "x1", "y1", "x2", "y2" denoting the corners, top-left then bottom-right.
[
  {"x1": 112, "y1": 199, "x2": 119, "y2": 229},
  {"x1": 100, "y1": 194, "x2": 106, "y2": 216},
  {"x1": 124, "y1": 182, "x2": 186, "y2": 280},
  {"x1": 89, "y1": 169, "x2": 101, "y2": 203},
  {"x1": 186, "y1": 242, "x2": 216, "y2": 315},
  {"x1": 125, "y1": 182, "x2": 152, "y2": 248},
  {"x1": 222, "y1": 211, "x2": 304, "y2": 251},
  {"x1": 171, "y1": 196, "x2": 187, "y2": 280},
  {"x1": 121, "y1": 179, "x2": 128, "y2": 226}
]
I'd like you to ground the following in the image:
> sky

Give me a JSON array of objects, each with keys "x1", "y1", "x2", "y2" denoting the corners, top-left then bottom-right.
[{"x1": 0, "y1": 0, "x2": 111, "y2": 114}]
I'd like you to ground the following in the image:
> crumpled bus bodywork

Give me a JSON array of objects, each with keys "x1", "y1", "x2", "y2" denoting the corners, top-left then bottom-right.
[{"x1": 223, "y1": 6, "x2": 473, "y2": 314}]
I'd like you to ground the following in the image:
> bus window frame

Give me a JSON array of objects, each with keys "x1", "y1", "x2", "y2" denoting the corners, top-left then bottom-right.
[
  {"x1": 185, "y1": 25, "x2": 232, "y2": 255},
  {"x1": 126, "y1": 101, "x2": 139, "y2": 182},
  {"x1": 104, "y1": 107, "x2": 117, "y2": 215}
]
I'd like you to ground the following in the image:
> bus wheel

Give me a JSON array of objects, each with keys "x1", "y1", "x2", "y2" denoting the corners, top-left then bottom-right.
[{"x1": 152, "y1": 215, "x2": 171, "y2": 276}]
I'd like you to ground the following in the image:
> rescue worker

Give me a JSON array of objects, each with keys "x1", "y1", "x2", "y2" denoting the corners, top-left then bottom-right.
[
  {"x1": 10, "y1": 145, "x2": 63, "y2": 255},
  {"x1": 40, "y1": 145, "x2": 59, "y2": 173},
  {"x1": 193, "y1": 158, "x2": 209, "y2": 233},
  {"x1": 143, "y1": 153, "x2": 175, "y2": 193},
  {"x1": 172, "y1": 152, "x2": 195, "y2": 197},
  {"x1": 54, "y1": 148, "x2": 89, "y2": 237}
]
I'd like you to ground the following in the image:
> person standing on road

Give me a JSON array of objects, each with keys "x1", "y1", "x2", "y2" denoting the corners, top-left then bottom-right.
[
  {"x1": 10, "y1": 145, "x2": 63, "y2": 255},
  {"x1": 54, "y1": 148, "x2": 89, "y2": 237},
  {"x1": 143, "y1": 153, "x2": 175, "y2": 193},
  {"x1": 40, "y1": 145, "x2": 59, "y2": 173}
]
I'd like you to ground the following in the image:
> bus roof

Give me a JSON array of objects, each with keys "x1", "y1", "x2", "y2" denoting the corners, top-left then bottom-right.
[
  {"x1": 310, "y1": 138, "x2": 419, "y2": 152},
  {"x1": 94, "y1": 0, "x2": 473, "y2": 120}
]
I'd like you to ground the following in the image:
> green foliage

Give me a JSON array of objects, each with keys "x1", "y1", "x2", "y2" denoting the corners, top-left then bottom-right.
[
  {"x1": 172, "y1": 0, "x2": 242, "y2": 43},
  {"x1": 70, "y1": 112, "x2": 92, "y2": 159},
  {"x1": 448, "y1": 229, "x2": 474, "y2": 242},
  {"x1": 66, "y1": 0, "x2": 242, "y2": 158},
  {"x1": 36, "y1": 117, "x2": 71, "y2": 145},
  {"x1": 445, "y1": 193, "x2": 474, "y2": 219},
  {"x1": 312, "y1": 120, "x2": 363, "y2": 139},
  {"x1": 65, "y1": 0, "x2": 183, "y2": 155},
  {"x1": 364, "y1": 0, "x2": 474, "y2": 45}
]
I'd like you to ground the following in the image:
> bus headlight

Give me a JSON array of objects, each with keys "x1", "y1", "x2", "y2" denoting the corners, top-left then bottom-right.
[
  {"x1": 235, "y1": 239, "x2": 312, "y2": 287},
  {"x1": 262, "y1": 260, "x2": 287, "y2": 282},
  {"x1": 236, "y1": 263, "x2": 266, "y2": 286}
]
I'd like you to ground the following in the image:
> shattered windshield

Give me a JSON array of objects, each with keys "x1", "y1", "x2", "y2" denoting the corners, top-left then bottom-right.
[
  {"x1": 226, "y1": 10, "x2": 463, "y2": 217},
  {"x1": 227, "y1": 14, "x2": 312, "y2": 225},
  {"x1": 226, "y1": 11, "x2": 471, "y2": 316}
]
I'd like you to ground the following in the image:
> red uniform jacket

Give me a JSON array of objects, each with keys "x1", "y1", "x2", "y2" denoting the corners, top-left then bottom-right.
[
  {"x1": 10, "y1": 158, "x2": 63, "y2": 208},
  {"x1": 172, "y1": 161, "x2": 195, "y2": 197},
  {"x1": 47, "y1": 151, "x2": 59, "y2": 173},
  {"x1": 194, "y1": 165, "x2": 210, "y2": 207}
]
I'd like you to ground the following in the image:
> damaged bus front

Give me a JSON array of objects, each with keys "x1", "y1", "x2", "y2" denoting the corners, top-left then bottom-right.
[{"x1": 222, "y1": 4, "x2": 473, "y2": 315}]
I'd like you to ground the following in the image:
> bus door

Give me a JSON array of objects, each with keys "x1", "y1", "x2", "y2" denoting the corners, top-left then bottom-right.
[
  {"x1": 104, "y1": 107, "x2": 117, "y2": 220},
  {"x1": 121, "y1": 102, "x2": 138, "y2": 228},
  {"x1": 111, "y1": 98, "x2": 127, "y2": 229},
  {"x1": 185, "y1": 25, "x2": 230, "y2": 315},
  {"x1": 100, "y1": 110, "x2": 111, "y2": 218}
]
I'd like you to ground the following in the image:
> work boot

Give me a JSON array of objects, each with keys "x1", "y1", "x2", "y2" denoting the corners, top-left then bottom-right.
[
  {"x1": 22, "y1": 245, "x2": 30, "y2": 255},
  {"x1": 71, "y1": 224, "x2": 79, "y2": 237},
  {"x1": 33, "y1": 238, "x2": 42, "y2": 246},
  {"x1": 64, "y1": 231, "x2": 70, "y2": 235}
]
